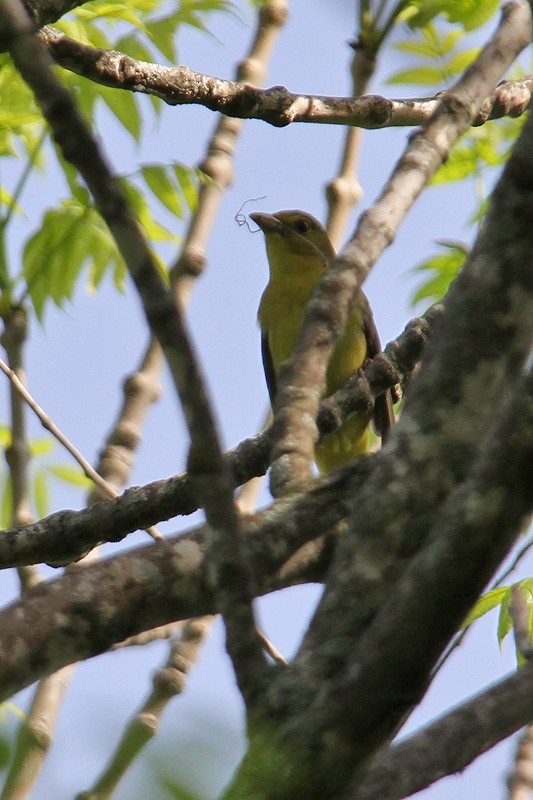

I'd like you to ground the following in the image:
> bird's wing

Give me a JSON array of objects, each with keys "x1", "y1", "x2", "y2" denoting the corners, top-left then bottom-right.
[
  {"x1": 261, "y1": 332, "x2": 277, "y2": 405},
  {"x1": 362, "y1": 297, "x2": 395, "y2": 442}
]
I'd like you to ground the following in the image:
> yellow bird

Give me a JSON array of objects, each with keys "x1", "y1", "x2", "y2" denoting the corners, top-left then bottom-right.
[{"x1": 250, "y1": 209, "x2": 392, "y2": 474}]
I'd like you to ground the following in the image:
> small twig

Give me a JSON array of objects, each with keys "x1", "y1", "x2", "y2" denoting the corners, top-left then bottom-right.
[
  {"x1": 0, "y1": 356, "x2": 164, "y2": 542},
  {"x1": 111, "y1": 622, "x2": 183, "y2": 649},
  {"x1": 325, "y1": 9, "x2": 378, "y2": 248},
  {"x1": 78, "y1": 616, "x2": 216, "y2": 800},
  {"x1": 506, "y1": 725, "x2": 533, "y2": 800},
  {"x1": 256, "y1": 629, "x2": 287, "y2": 666}
]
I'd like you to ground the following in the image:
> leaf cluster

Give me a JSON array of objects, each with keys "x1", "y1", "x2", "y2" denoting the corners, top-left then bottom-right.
[{"x1": 0, "y1": 0, "x2": 224, "y2": 320}]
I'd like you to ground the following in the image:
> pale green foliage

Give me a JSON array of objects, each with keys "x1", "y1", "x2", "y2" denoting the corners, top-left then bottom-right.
[
  {"x1": 464, "y1": 581, "x2": 533, "y2": 664},
  {"x1": 388, "y1": 10, "x2": 529, "y2": 310},
  {"x1": 463, "y1": 585, "x2": 509, "y2": 629},
  {"x1": 0, "y1": 430, "x2": 92, "y2": 526},
  {"x1": 0, "y1": 58, "x2": 42, "y2": 159},
  {"x1": 411, "y1": 240, "x2": 467, "y2": 309},
  {"x1": 389, "y1": 24, "x2": 480, "y2": 86},
  {"x1": 402, "y1": 0, "x2": 499, "y2": 31},
  {"x1": 23, "y1": 200, "x2": 120, "y2": 319},
  {"x1": 0, "y1": 0, "x2": 224, "y2": 321},
  {"x1": 19, "y1": 160, "x2": 206, "y2": 318},
  {"x1": 56, "y1": 0, "x2": 235, "y2": 64},
  {"x1": 409, "y1": 111, "x2": 525, "y2": 307}
]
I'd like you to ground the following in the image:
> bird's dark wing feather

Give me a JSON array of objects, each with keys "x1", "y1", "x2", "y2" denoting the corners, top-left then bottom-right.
[
  {"x1": 261, "y1": 332, "x2": 277, "y2": 405},
  {"x1": 361, "y1": 295, "x2": 395, "y2": 441}
]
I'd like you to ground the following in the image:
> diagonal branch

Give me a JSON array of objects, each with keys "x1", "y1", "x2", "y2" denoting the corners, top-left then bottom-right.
[
  {"x1": 354, "y1": 655, "x2": 533, "y2": 800},
  {"x1": 1, "y1": 0, "x2": 268, "y2": 703}
]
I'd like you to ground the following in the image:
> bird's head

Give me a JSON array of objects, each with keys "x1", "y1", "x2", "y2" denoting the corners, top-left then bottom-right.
[{"x1": 250, "y1": 210, "x2": 335, "y2": 271}]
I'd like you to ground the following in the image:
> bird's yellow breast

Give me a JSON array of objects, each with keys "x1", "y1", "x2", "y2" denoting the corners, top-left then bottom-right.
[{"x1": 259, "y1": 275, "x2": 368, "y2": 398}]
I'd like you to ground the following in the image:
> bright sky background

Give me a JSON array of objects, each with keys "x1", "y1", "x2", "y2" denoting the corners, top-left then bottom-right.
[{"x1": 0, "y1": 1, "x2": 530, "y2": 798}]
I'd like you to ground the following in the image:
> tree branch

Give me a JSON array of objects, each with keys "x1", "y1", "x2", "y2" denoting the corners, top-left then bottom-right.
[
  {"x1": 38, "y1": 25, "x2": 533, "y2": 130},
  {"x1": 354, "y1": 656, "x2": 533, "y2": 800},
  {"x1": 0, "y1": 461, "x2": 358, "y2": 702}
]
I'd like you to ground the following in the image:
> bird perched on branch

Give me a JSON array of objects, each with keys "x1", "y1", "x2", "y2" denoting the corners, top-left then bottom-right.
[{"x1": 250, "y1": 209, "x2": 392, "y2": 474}]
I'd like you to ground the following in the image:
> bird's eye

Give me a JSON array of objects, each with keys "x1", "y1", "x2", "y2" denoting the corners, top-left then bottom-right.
[{"x1": 294, "y1": 219, "x2": 311, "y2": 234}]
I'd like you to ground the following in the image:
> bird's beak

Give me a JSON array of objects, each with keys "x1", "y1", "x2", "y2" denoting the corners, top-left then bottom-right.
[{"x1": 249, "y1": 212, "x2": 284, "y2": 235}]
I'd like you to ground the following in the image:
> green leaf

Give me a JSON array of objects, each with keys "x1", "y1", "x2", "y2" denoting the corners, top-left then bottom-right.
[
  {"x1": 0, "y1": 57, "x2": 43, "y2": 159},
  {"x1": 402, "y1": 1, "x2": 442, "y2": 29},
  {"x1": 87, "y1": 223, "x2": 124, "y2": 291},
  {"x1": 463, "y1": 586, "x2": 508, "y2": 628},
  {"x1": 0, "y1": 426, "x2": 11, "y2": 448},
  {"x1": 2, "y1": 702, "x2": 25, "y2": 721},
  {"x1": 445, "y1": 48, "x2": 479, "y2": 76},
  {"x1": 497, "y1": 587, "x2": 513, "y2": 645},
  {"x1": 145, "y1": 15, "x2": 179, "y2": 62},
  {"x1": 393, "y1": 38, "x2": 445, "y2": 57},
  {"x1": 46, "y1": 464, "x2": 93, "y2": 488},
  {"x1": 23, "y1": 200, "x2": 124, "y2": 320},
  {"x1": 411, "y1": 241, "x2": 467, "y2": 307},
  {"x1": 174, "y1": 164, "x2": 201, "y2": 211},
  {"x1": 142, "y1": 164, "x2": 183, "y2": 219},
  {"x1": 121, "y1": 178, "x2": 178, "y2": 242},
  {"x1": 387, "y1": 66, "x2": 444, "y2": 86},
  {"x1": 115, "y1": 33, "x2": 154, "y2": 63},
  {"x1": 437, "y1": 28, "x2": 463, "y2": 56},
  {"x1": 29, "y1": 437, "x2": 55, "y2": 457},
  {"x1": 432, "y1": 145, "x2": 479, "y2": 184},
  {"x1": 0, "y1": 475, "x2": 12, "y2": 529},
  {"x1": 0, "y1": 188, "x2": 23, "y2": 217},
  {"x1": 403, "y1": 0, "x2": 499, "y2": 31},
  {"x1": 100, "y1": 85, "x2": 142, "y2": 141},
  {"x1": 113, "y1": 255, "x2": 127, "y2": 292},
  {"x1": 33, "y1": 470, "x2": 49, "y2": 519},
  {"x1": 442, "y1": 0, "x2": 500, "y2": 31},
  {"x1": 433, "y1": 126, "x2": 510, "y2": 187},
  {"x1": 74, "y1": 3, "x2": 147, "y2": 31}
]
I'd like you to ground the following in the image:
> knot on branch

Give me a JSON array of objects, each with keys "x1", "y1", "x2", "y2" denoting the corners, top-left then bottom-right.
[{"x1": 475, "y1": 78, "x2": 532, "y2": 125}]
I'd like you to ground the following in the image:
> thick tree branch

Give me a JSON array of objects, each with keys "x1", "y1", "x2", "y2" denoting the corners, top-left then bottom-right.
[
  {"x1": 227, "y1": 365, "x2": 533, "y2": 799},
  {"x1": 38, "y1": 25, "x2": 533, "y2": 129},
  {"x1": 0, "y1": 461, "x2": 360, "y2": 702},
  {"x1": 246, "y1": 54, "x2": 533, "y2": 800}
]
